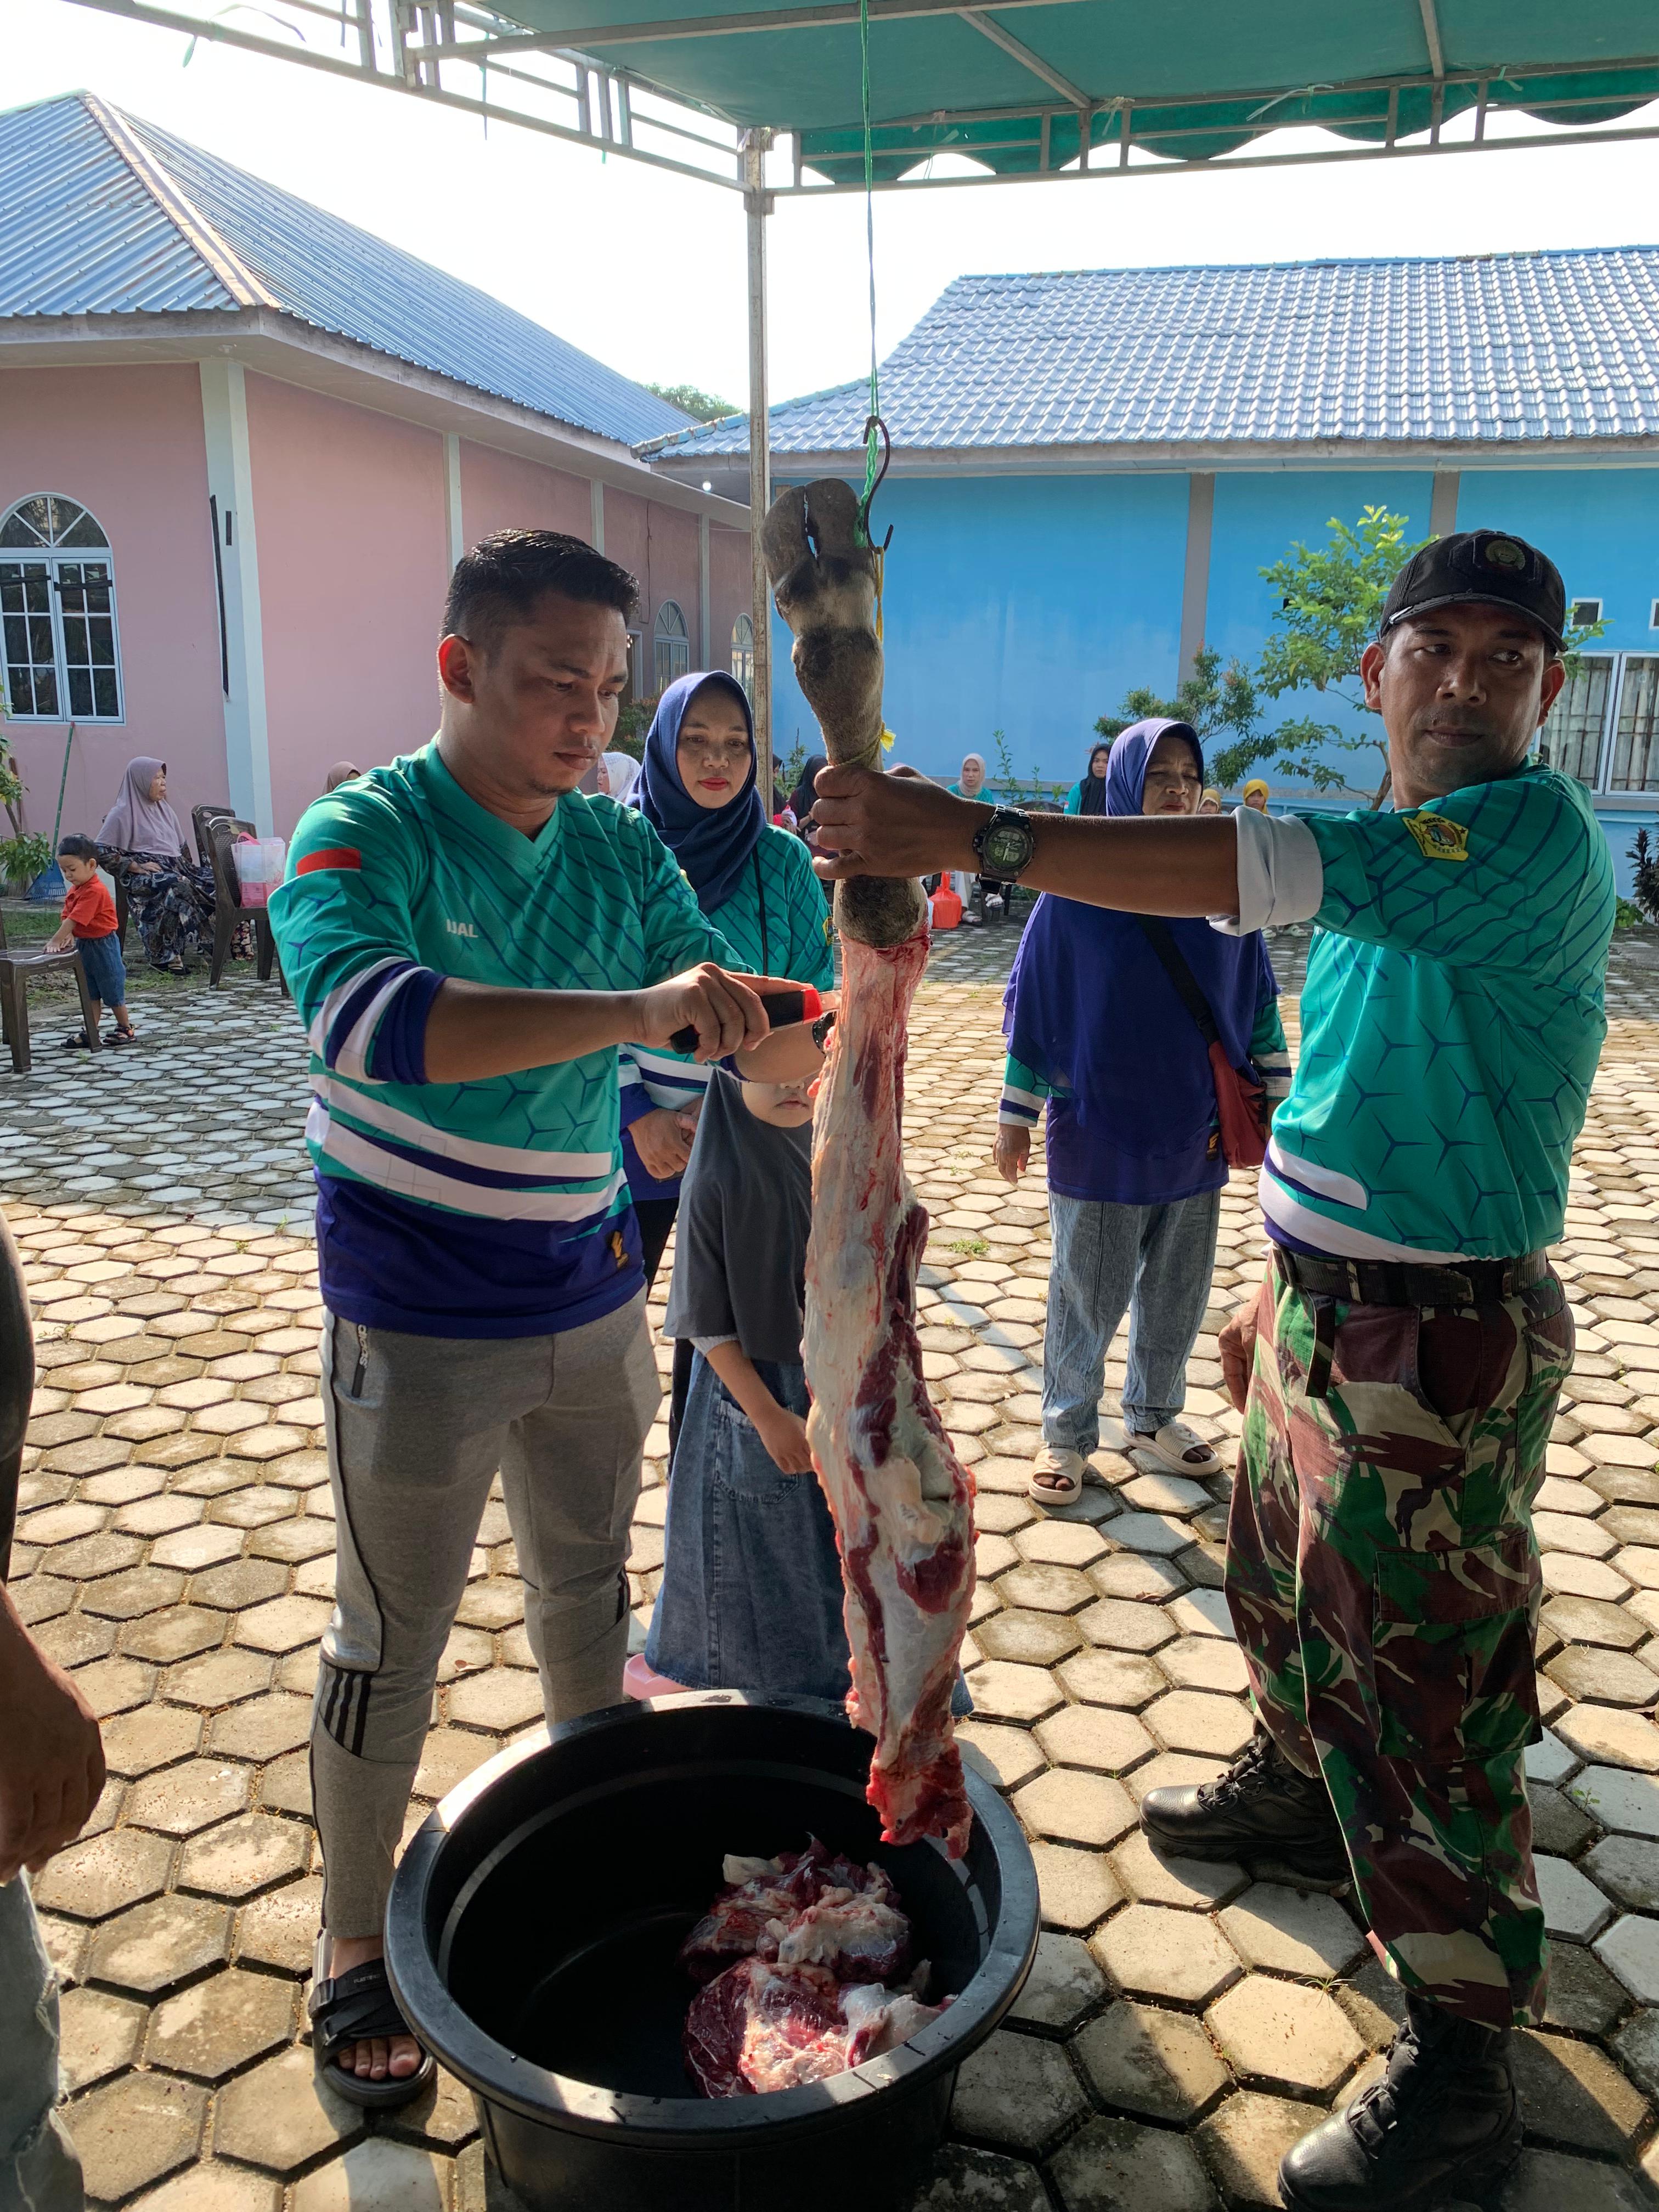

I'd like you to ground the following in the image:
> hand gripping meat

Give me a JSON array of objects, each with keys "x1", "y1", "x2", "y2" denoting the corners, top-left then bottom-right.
[
  {"x1": 763, "y1": 480, "x2": 976, "y2": 1857},
  {"x1": 760, "y1": 478, "x2": 926, "y2": 949}
]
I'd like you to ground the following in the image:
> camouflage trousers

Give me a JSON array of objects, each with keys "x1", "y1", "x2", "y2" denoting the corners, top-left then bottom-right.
[{"x1": 1225, "y1": 1257, "x2": 1574, "y2": 2028}]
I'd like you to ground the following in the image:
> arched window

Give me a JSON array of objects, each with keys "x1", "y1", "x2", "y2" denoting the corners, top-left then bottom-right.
[
  {"x1": 731, "y1": 612, "x2": 755, "y2": 702},
  {"x1": 0, "y1": 495, "x2": 123, "y2": 721},
  {"x1": 653, "y1": 599, "x2": 689, "y2": 695}
]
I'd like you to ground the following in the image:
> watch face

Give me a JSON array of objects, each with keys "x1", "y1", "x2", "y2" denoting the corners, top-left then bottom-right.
[{"x1": 982, "y1": 821, "x2": 1032, "y2": 874}]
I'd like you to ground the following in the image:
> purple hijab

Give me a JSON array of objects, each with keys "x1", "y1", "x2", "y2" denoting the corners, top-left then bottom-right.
[
  {"x1": 98, "y1": 757, "x2": 184, "y2": 857},
  {"x1": 1004, "y1": 718, "x2": 1277, "y2": 1204}
]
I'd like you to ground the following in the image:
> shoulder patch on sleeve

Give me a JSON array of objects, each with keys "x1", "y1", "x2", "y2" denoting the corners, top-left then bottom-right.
[
  {"x1": 1404, "y1": 812, "x2": 1469, "y2": 864},
  {"x1": 296, "y1": 847, "x2": 362, "y2": 876}
]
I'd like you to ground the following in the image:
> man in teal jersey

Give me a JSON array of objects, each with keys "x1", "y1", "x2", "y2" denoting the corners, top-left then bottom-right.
[
  {"x1": 809, "y1": 531, "x2": 1613, "y2": 2212},
  {"x1": 268, "y1": 532, "x2": 822, "y2": 2106}
]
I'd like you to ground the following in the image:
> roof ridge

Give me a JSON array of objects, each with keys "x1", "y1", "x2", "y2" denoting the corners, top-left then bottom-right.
[{"x1": 79, "y1": 92, "x2": 278, "y2": 312}]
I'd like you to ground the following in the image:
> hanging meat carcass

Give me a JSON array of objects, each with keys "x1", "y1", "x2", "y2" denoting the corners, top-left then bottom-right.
[{"x1": 761, "y1": 479, "x2": 976, "y2": 1859}]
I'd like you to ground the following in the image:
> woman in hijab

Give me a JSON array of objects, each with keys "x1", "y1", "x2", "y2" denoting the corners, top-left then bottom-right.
[
  {"x1": 95, "y1": 758, "x2": 216, "y2": 974},
  {"x1": 1242, "y1": 778, "x2": 1272, "y2": 813},
  {"x1": 1065, "y1": 742, "x2": 1111, "y2": 816},
  {"x1": 996, "y1": 720, "x2": 1291, "y2": 1505},
  {"x1": 1198, "y1": 786, "x2": 1224, "y2": 815},
  {"x1": 943, "y1": 752, "x2": 991, "y2": 915},
  {"x1": 599, "y1": 751, "x2": 641, "y2": 806},
  {"x1": 622, "y1": 672, "x2": 836, "y2": 1431},
  {"x1": 949, "y1": 752, "x2": 988, "y2": 799},
  {"x1": 787, "y1": 752, "x2": 827, "y2": 836}
]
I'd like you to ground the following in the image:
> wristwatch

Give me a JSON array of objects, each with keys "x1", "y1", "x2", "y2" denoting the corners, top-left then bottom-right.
[{"x1": 972, "y1": 805, "x2": 1037, "y2": 882}]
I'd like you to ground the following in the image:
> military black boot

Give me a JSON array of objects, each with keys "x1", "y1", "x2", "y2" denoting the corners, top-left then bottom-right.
[
  {"x1": 1278, "y1": 1994, "x2": 1523, "y2": 2210},
  {"x1": 1138, "y1": 1729, "x2": 1348, "y2": 1882}
]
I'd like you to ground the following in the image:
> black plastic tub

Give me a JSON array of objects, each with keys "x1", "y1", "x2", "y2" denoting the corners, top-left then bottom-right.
[{"x1": 385, "y1": 1692, "x2": 1039, "y2": 2212}]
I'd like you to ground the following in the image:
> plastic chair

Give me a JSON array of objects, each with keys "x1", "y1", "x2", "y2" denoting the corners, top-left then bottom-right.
[
  {"x1": 192, "y1": 803, "x2": 238, "y2": 868},
  {"x1": 0, "y1": 906, "x2": 101, "y2": 1074},
  {"x1": 205, "y1": 819, "x2": 284, "y2": 992}
]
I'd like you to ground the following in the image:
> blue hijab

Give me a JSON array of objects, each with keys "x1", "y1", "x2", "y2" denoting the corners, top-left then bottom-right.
[
  {"x1": 1005, "y1": 718, "x2": 1277, "y2": 1204},
  {"x1": 637, "y1": 671, "x2": 766, "y2": 913}
]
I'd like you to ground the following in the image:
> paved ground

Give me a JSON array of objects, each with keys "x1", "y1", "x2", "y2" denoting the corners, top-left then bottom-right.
[{"x1": 9, "y1": 928, "x2": 1659, "y2": 2209}]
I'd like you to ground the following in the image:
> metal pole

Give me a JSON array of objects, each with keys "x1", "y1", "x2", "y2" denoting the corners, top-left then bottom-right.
[{"x1": 744, "y1": 127, "x2": 774, "y2": 811}]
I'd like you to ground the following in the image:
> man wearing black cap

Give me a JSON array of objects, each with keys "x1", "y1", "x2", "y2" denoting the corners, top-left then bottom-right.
[{"x1": 809, "y1": 531, "x2": 1616, "y2": 2211}]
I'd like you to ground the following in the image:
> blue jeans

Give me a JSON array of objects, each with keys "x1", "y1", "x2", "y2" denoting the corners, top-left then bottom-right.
[
  {"x1": 1042, "y1": 1189, "x2": 1221, "y2": 1453},
  {"x1": 0, "y1": 1875, "x2": 84, "y2": 2211}
]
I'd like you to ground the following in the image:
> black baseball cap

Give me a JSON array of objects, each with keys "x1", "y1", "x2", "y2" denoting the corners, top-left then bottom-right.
[{"x1": 1379, "y1": 529, "x2": 1565, "y2": 654}]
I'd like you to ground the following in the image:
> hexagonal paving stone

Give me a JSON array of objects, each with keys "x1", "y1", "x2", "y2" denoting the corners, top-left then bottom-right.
[
  {"x1": 446, "y1": 1667, "x2": 551, "y2": 1733},
  {"x1": 1110, "y1": 1830, "x2": 1249, "y2": 1912},
  {"x1": 1596, "y1": 1912, "x2": 1659, "y2": 2002},
  {"x1": 904, "y1": 2144, "x2": 1051, "y2": 2212},
  {"x1": 56, "y1": 1985, "x2": 145, "y2": 2095},
  {"x1": 86, "y1": 1892, "x2": 231, "y2": 1996},
  {"x1": 1073, "y1": 2000, "x2": 1229, "y2": 2123},
  {"x1": 82, "y1": 1564, "x2": 190, "y2": 1620},
  {"x1": 1047, "y1": 2114, "x2": 1216, "y2": 2212},
  {"x1": 957, "y1": 1722, "x2": 1047, "y2": 1793},
  {"x1": 1547, "y1": 1647, "x2": 1659, "y2": 1707},
  {"x1": 1057, "y1": 1647, "x2": 1168, "y2": 1710},
  {"x1": 975, "y1": 1610, "x2": 1085, "y2": 1667},
  {"x1": 1077, "y1": 1598, "x2": 1176, "y2": 1654},
  {"x1": 1533, "y1": 1854, "x2": 1615, "y2": 1942},
  {"x1": 1013, "y1": 1769, "x2": 1138, "y2": 1849},
  {"x1": 179, "y1": 1810, "x2": 311, "y2": 1899},
  {"x1": 1016, "y1": 1519, "x2": 1107, "y2": 1567},
  {"x1": 1583, "y1": 1834, "x2": 1659, "y2": 1912},
  {"x1": 1092, "y1": 1904, "x2": 1242, "y2": 2005},
  {"x1": 234, "y1": 1593, "x2": 332, "y2": 1652},
  {"x1": 146, "y1": 1965, "x2": 298, "y2": 2080},
  {"x1": 235, "y1": 1873, "x2": 325, "y2": 1976},
  {"x1": 128, "y1": 1755, "x2": 255, "y2": 1836},
  {"x1": 126, "y1": 2160, "x2": 282, "y2": 2211},
  {"x1": 1217, "y1": 1886, "x2": 1365, "y2": 1977},
  {"x1": 258, "y1": 1749, "x2": 313, "y2": 1817},
  {"x1": 951, "y1": 2027, "x2": 1088, "y2": 2153},
  {"x1": 164, "y1": 1646, "x2": 275, "y2": 1708},
  {"x1": 1028, "y1": 1843, "x2": 1124, "y2": 1934},
  {"x1": 966, "y1": 1661, "x2": 1064, "y2": 1725},
  {"x1": 1542, "y1": 1940, "x2": 1631, "y2": 2040},
  {"x1": 1036, "y1": 1703, "x2": 1156, "y2": 1775},
  {"x1": 1570, "y1": 1765, "x2": 1659, "y2": 1836},
  {"x1": 32, "y1": 1824, "x2": 174, "y2": 1921},
  {"x1": 1499, "y1": 2146, "x2": 1650, "y2": 2212},
  {"x1": 1146, "y1": 1690, "x2": 1253, "y2": 1759},
  {"x1": 100, "y1": 1700, "x2": 204, "y2": 1776},
  {"x1": 996, "y1": 1563, "x2": 1097, "y2": 1615},
  {"x1": 1541, "y1": 1594, "x2": 1648, "y2": 1651},
  {"x1": 290, "y1": 2138, "x2": 454, "y2": 2211},
  {"x1": 190, "y1": 1556, "x2": 290, "y2": 1610},
  {"x1": 1531, "y1": 1785, "x2": 1596, "y2": 1858},
  {"x1": 64, "y1": 2069, "x2": 208, "y2": 2203},
  {"x1": 70, "y1": 1652, "x2": 156, "y2": 1718},
  {"x1": 1207, "y1": 1977, "x2": 1362, "y2": 2094},
  {"x1": 1092, "y1": 1553, "x2": 1187, "y2": 1602},
  {"x1": 1195, "y1": 2091, "x2": 1322, "y2": 2210},
  {"x1": 1513, "y1": 2028, "x2": 1652, "y2": 2157},
  {"x1": 1007, "y1": 1931, "x2": 1108, "y2": 2032},
  {"x1": 213, "y1": 2043, "x2": 365, "y2": 2174},
  {"x1": 118, "y1": 1604, "x2": 226, "y2": 1663},
  {"x1": 207, "y1": 1690, "x2": 314, "y2": 1761},
  {"x1": 1554, "y1": 1704, "x2": 1659, "y2": 1771}
]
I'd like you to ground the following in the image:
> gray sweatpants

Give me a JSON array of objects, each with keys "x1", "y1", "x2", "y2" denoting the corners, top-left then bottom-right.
[{"x1": 313, "y1": 1295, "x2": 659, "y2": 1934}]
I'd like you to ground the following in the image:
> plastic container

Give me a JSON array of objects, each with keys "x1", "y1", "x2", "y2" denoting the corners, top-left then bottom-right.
[
  {"x1": 232, "y1": 836, "x2": 286, "y2": 909},
  {"x1": 928, "y1": 885, "x2": 962, "y2": 930},
  {"x1": 386, "y1": 1694, "x2": 1039, "y2": 2212}
]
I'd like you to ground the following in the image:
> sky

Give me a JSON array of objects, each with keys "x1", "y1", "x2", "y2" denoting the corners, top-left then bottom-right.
[{"x1": 12, "y1": 0, "x2": 1659, "y2": 411}]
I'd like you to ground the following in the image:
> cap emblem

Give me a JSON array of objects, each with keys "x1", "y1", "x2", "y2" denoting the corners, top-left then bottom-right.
[{"x1": 1482, "y1": 537, "x2": 1528, "y2": 572}]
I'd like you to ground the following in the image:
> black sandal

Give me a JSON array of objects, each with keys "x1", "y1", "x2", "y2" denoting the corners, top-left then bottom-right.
[
  {"x1": 60, "y1": 1030, "x2": 94, "y2": 1050},
  {"x1": 308, "y1": 1936, "x2": 435, "y2": 2109}
]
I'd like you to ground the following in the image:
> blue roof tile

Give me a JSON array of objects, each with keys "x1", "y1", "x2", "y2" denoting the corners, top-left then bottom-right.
[
  {"x1": 649, "y1": 250, "x2": 1659, "y2": 458},
  {"x1": 0, "y1": 93, "x2": 691, "y2": 448}
]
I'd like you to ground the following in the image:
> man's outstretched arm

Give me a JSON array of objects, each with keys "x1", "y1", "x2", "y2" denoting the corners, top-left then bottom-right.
[{"x1": 810, "y1": 764, "x2": 1244, "y2": 917}]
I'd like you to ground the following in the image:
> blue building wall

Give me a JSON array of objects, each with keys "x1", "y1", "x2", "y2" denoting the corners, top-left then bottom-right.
[
  {"x1": 764, "y1": 458, "x2": 1659, "y2": 891},
  {"x1": 769, "y1": 471, "x2": 1188, "y2": 791}
]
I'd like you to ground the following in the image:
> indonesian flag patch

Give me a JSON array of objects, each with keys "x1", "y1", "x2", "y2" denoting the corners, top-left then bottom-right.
[{"x1": 296, "y1": 847, "x2": 362, "y2": 876}]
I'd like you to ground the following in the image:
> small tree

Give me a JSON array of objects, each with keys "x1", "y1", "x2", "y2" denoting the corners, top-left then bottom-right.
[
  {"x1": 1092, "y1": 647, "x2": 1355, "y2": 797},
  {"x1": 646, "y1": 381, "x2": 740, "y2": 424},
  {"x1": 1631, "y1": 828, "x2": 1659, "y2": 925}
]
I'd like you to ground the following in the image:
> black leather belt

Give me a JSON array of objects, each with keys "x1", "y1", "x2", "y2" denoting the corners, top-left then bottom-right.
[{"x1": 1273, "y1": 1246, "x2": 1550, "y2": 1399}]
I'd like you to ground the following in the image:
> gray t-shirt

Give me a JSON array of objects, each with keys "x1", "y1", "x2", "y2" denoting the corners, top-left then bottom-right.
[{"x1": 664, "y1": 1066, "x2": 812, "y2": 1365}]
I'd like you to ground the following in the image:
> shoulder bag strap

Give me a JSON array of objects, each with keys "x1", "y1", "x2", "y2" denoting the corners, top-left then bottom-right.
[{"x1": 1134, "y1": 916, "x2": 1221, "y2": 1049}]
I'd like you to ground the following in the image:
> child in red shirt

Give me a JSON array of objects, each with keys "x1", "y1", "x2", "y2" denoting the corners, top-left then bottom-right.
[{"x1": 45, "y1": 836, "x2": 136, "y2": 1046}]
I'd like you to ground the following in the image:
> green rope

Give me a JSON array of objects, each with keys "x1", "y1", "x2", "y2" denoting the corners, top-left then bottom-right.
[{"x1": 855, "y1": 0, "x2": 881, "y2": 544}]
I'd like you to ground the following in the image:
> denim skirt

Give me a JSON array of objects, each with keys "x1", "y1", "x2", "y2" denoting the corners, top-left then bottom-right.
[{"x1": 645, "y1": 1353, "x2": 853, "y2": 1705}]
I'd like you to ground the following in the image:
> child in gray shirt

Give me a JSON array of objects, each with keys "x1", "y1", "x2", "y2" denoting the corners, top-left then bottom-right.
[{"x1": 630, "y1": 1063, "x2": 852, "y2": 1704}]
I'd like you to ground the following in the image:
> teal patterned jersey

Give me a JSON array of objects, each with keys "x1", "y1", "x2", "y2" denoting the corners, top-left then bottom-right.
[
  {"x1": 1265, "y1": 765, "x2": 1615, "y2": 1262},
  {"x1": 268, "y1": 742, "x2": 736, "y2": 1334},
  {"x1": 618, "y1": 825, "x2": 834, "y2": 1198}
]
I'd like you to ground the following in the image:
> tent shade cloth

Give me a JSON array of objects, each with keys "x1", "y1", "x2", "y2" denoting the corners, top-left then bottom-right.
[{"x1": 415, "y1": 1, "x2": 1659, "y2": 184}]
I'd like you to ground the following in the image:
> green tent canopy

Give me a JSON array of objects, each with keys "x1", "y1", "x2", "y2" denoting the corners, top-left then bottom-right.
[{"x1": 462, "y1": 0, "x2": 1659, "y2": 185}]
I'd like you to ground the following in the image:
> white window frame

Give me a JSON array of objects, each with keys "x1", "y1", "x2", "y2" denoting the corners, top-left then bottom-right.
[
  {"x1": 1537, "y1": 650, "x2": 1659, "y2": 797},
  {"x1": 1569, "y1": 596, "x2": 1604, "y2": 628},
  {"x1": 652, "y1": 599, "x2": 689, "y2": 696},
  {"x1": 1649, "y1": 597, "x2": 1659, "y2": 631},
  {"x1": 731, "y1": 612, "x2": 755, "y2": 702},
  {"x1": 0, "y1": 495, "x2": 125, "y2": 724}
]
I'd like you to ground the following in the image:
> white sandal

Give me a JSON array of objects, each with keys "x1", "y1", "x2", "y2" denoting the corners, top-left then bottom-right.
[
  {"x1": 1125, "y1": 1421, "x2": 1222, "y2": 1478},
  {"x1": 1027, "y1": 1444, "x2": 1084, "y2": 1504}
]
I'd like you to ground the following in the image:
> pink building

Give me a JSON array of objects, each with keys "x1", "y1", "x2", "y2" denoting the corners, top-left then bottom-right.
[{"x1": 0, "y1": 92, "x2": 751, "y2": 845}]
